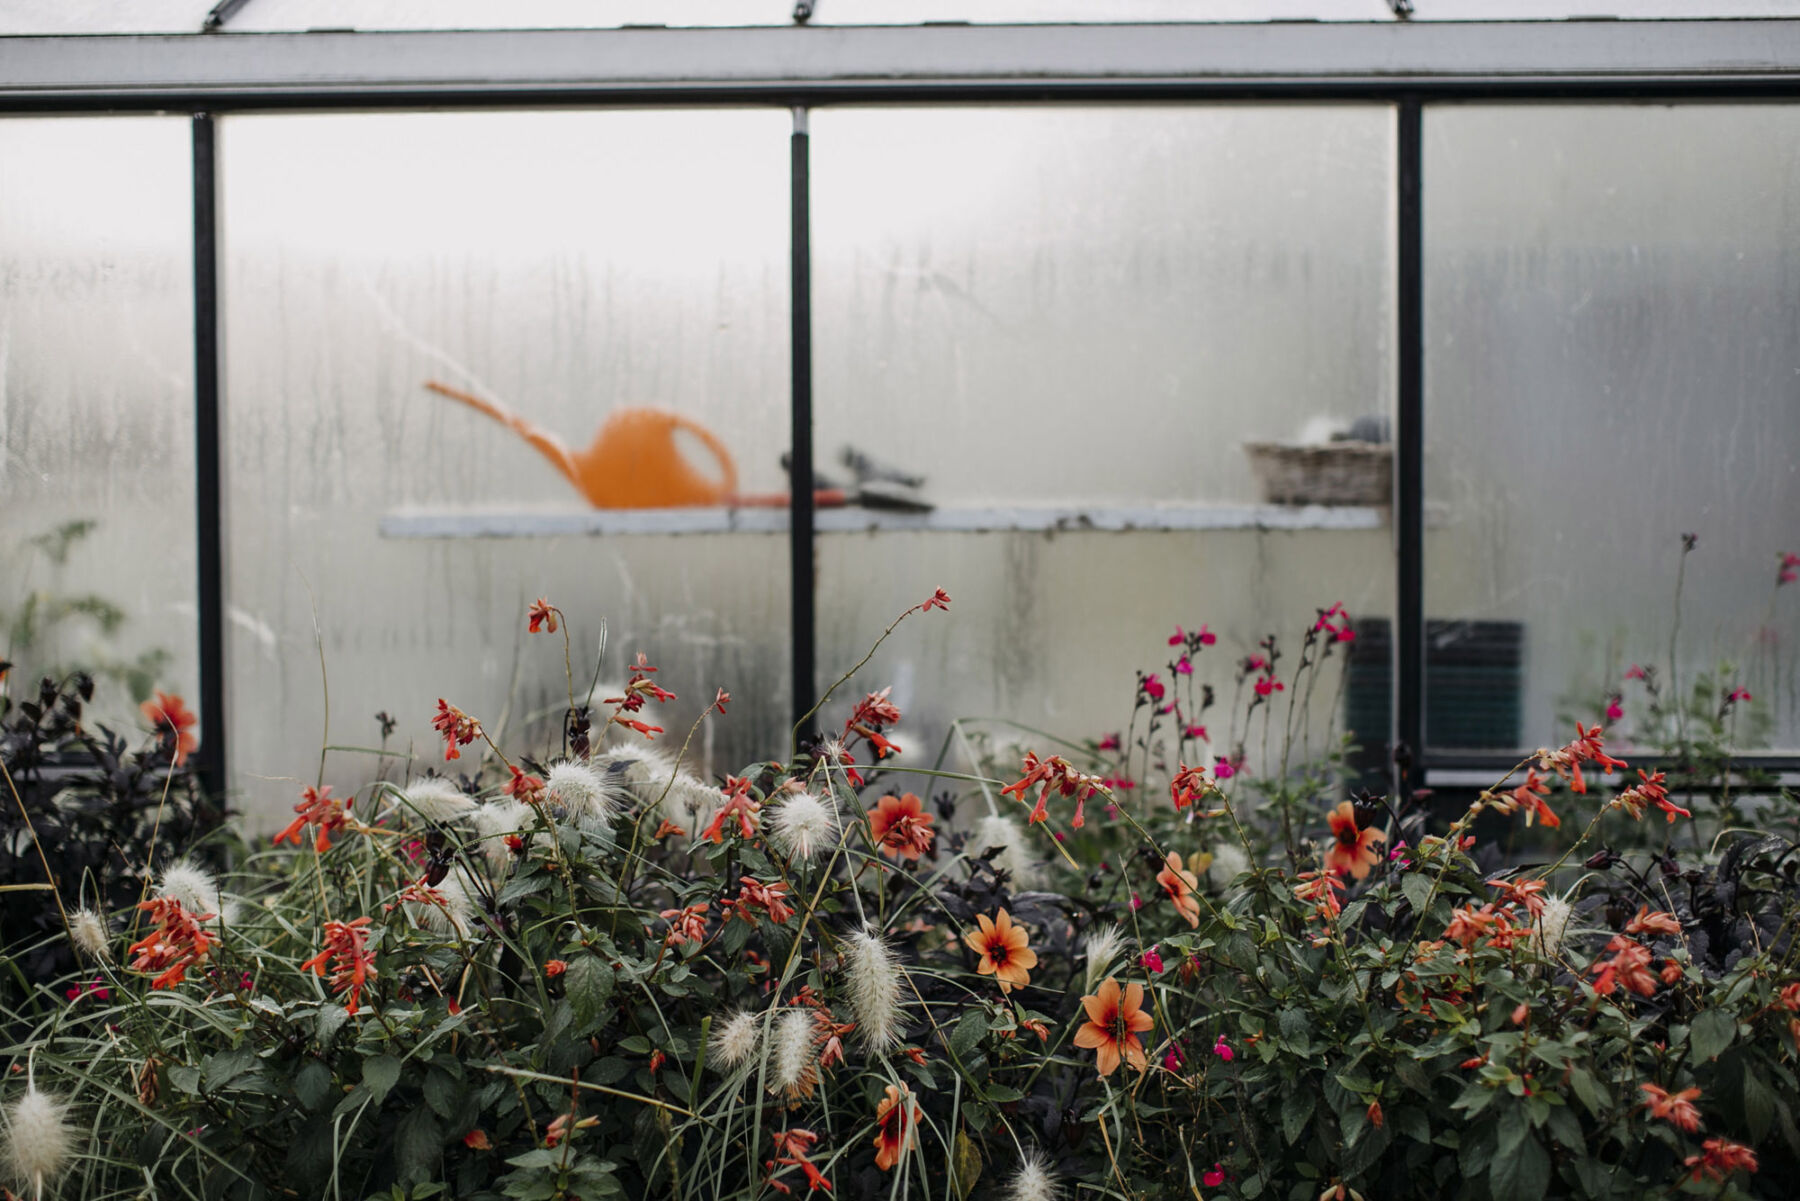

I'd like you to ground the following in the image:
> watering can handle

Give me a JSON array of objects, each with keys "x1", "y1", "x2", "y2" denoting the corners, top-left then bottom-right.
[{"x1": 668, "y1": 412, "x2": 739, "y2": 500}]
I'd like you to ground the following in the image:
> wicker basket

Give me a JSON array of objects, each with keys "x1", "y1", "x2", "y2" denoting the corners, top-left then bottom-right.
[{"x1": 1242, "y1": 441, "x2": 1392, "y2": 507}]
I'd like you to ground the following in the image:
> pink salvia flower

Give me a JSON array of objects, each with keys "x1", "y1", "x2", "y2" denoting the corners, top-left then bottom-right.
[
  {"x1": 1624, "y1": 664, "x2": 1647, "y2": 681},
  {"x1": 1141, "y1": 946, "x2": 1165, "y2": 974},
  {"x1": 1213, "y1": 1036, "x2": 1233, "y2": 1062},
  {"x1": 1606, "y1": 696, "x2": 1624, "y2": 722},
  {"x1": 1196, "y1": 624, "x2": 1216, "y2": 646},
  {"x1": 1168, "y1": 626, "x2": 1186, "y2": 647},
  {"x1": 1175, "y1": 655, "x2": 1193, "y2": 676}
]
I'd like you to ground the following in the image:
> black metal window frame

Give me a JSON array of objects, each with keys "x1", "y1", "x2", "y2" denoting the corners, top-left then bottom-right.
[{"x1": 4, "y1": 21, "x2": 1799, "y2": 793}]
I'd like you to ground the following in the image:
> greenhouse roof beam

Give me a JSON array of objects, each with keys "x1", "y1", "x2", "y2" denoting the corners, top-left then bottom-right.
[{"x1": 2, "y1": 19, "x2": 1800, "y2": 107}]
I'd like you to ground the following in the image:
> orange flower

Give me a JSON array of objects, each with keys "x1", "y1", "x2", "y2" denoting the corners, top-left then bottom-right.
[
  {"x1": 964, "y1": 908, "x2": 1038, "y2": 993},
  {"x1": 1156, "y1": 852, "x2": 1201, "y2": 928},
  {"x1": 1685, "y1": 1138, "x2": 1757, "y2": 1184},
  {"x1": 1624, "y1": 905, "x2": 1682, "y2": 936},
  {"x1": 1072, "y1": 977, "x2": 1155, "y2": 1077},
  {"x1": 431, "y1": 699, "x2": 483, "y2": 761},
  {"x1": 300, "y1": 916, "x2": 378, "y2": 1015},
  {"x1": 1293, "y1": 870, "x2": 1345, "y2": 922},
  {"x1": 872, "y1": 1084, "x2": 916, "y2": 1171},
  {"x1": 767, "y1": 1128, "x2": 833, "y2": 1194},
  {"x1": 1324, "y1": 801, "x2": 1385, "y2": 879},
  {"x1": 721, "y1": 878, "x2": 794, "y2": 926},
  {"x1": 126, "y1": 896, "x2": 217, "y2": 989},
  {"x1": 1591, "y1": 935, "x2": 1658, "y2": 998},
  {"x1": 463, "y1": 1129, "x2": 492, "y2": 1151},
  {"x1": 544, "y1": 959, "x2": 567, "y2": 977},
  {"x1": 1169, "y1": 762, "x2": 1211, "y2": 811},
  {"x1": 867, "y1": 793, "x2": 935, "y2": 860},
  {"x1": 1641, "y1": 1083, "x2": 1704, "y2": 1133},
  {"x1": 527, "y1": 597, "x2": 559, "y2": 634},
  {"x1": 660, "y1": 902, "x2": 709, "y2": 947},
  {"x1": 140, "y1": 691, "x2": 199, "y2": 766},
  {"x1": 273, "y1": 785, "x2": 349, "y2": 853},
  {"x1": 703, "y1": 776, "x2": 762, "y2": 843}
]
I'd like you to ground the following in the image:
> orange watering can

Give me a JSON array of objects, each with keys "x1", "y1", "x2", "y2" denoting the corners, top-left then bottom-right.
[{"x1": 426, "y1": 380, "x2": 738, "y2": 509}]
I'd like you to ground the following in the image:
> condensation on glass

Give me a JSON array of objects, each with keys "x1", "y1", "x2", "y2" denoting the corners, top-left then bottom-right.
[
  {"x1": 1425, "y1": 104, "x2": 1800, "y2": 754},
  {"x1": 811, "y1": 105, "x2": 1397, "y2": 789},
  {"x1": 219, "y1": 109, "x2": 792, "y2": 825},
  {"x1": 0, "y1": 116, "x2": 197, "y2": 735}
]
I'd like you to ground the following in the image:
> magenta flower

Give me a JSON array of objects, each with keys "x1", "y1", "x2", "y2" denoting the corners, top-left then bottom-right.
[
  {"x1": 1175, "y1": 655, "x2": 1193, "y2": 676},
  {"x1": 1184, "y1": 724, "x2": 1209, "y2": 742},
  {"x1": 1727, "y1": 686, "x2": 1752, "y2": 704},
  {"x1": 1143, "y1": 674, "x2": 1166, "y2": 702},
  {"x1": 1624, "y1": 664, "x2": 1646, "y2": 681},
  {"x1": 1203, "y1": 1165, "x2": 1226, "y2": 1188},
  {"x1": 1779, "y1": 551, "x2": 1799, "y2": 586},
  {"x1": 1213, "y1": 1035, "x2": 1233, "y2": 1062},
  {"x1": 1196, "y1": 624, "x2": 1216, "y2": 647},
  {"x1": 1129, "y1": 893, "x2": 1144, "y2": 912},
  {"x1": 1141, "y1": 945, "x2": 1165, "y2": 974},
  {"x1": 1098, "y1": 732, "x2": 1121, "y2": 752},
  {"x1": 1213, "y1": 757, "x2": 1236, "y2": 781},
  {"x1": 1605, "y1": 696, "x2": 1624, "y2": 722},
  {"x1": 1163, "y1": 1046, "x2": 1184, "y2": 1071},
  {"x1": 1254, "y1": 677, "x2": 1284, "y2": 698},
  {"x1": 1168, "y1": 626, "x2": 1187, "y2": 647}
]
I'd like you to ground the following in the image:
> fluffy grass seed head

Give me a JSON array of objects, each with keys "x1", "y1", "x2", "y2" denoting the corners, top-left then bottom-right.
[
  {"x1": 709, "y1": 1010, "x2": 762, "y2": 1070},
  {"x1": 1207, "y1": 842, "x2": 1251, "y2": 890},
  {"x1": 971, "y1": 814, "x2": 1039, "y2": 889},
  {"x1": 1003, "y1": 1149, "x2": 1064, "y2": 1201},
  {"x1": 469, "y1": 800, "x2": 531, "y2": 872},
  {"x1": 845, "y1": 929, "x2": 907, "y2": 1051},
  {"x1": 1082, "y1": 924, "x2": 1125, "y2": 993},
  {"x1": 771, "y1": 1007, "x2": 820, "y2": 1101},
  {"x1": 767, "y1": 792, "x2": 838, "y2": 862},
  {"x1": 400, "y1": 777, "x2": 475, "y2": 823},
  {"x1": 1532, "y1": 892, "x2": 1575, "y2": 961},
  {"x1": 545, "y1": 762, "x2": 624, "y2": 826},
  {"x1": 68, "y1": 908, "x2": 111, "y2": 963},
  {"x1": 5, "y1": 1087, "x2": 75, "y2": 1201},
  {"x1": 410, "y1": 866, "x2": 480, "y2": 938},
  {"x1": 156, "y1": 860, "x2": 228, "y2": 924}
]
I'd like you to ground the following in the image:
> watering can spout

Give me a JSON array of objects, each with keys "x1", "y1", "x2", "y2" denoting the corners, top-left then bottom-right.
[{"x1": 425, "y1": 380, "x2": 738, "y2": 509}]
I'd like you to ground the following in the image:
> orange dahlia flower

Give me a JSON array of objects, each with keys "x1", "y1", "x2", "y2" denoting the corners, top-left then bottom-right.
[
  {"x1": 867, "y1": 792, "x2": 934, "y2": 860},
  {"x1": 964, "y1": 908, "x2": 1037, "y2": 993},
  {"x1": 1325, "y1": 801, "x2": 1385, "y2": 879},
  {"x1": 1073, "y1": 976, "x2": 1154, "y2": 1076}
]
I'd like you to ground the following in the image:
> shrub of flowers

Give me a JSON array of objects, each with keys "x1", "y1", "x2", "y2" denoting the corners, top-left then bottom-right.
[{"x1": 0, "y1": 574, "x2": 1796, "y2": 1201}]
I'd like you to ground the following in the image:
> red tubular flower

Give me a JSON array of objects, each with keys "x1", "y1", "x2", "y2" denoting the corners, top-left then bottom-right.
[
  {"x1": 1686, "y1": 1138, "x2": 1758, "y2": 1183},
  {"x1": 431, "y1": 699, "x2": 483, "y2": 761},
  {"x1": 1486, "y1": 877, "x2": 1548, "y2": 919},
  {"x1": 1169, "y1": 763, "x2": 1211, "y2": 811},
  {"x1": 1538, "y1": 721, "x2": 1627, "y2": 794},
  {"x1": 140, "y1": 691, "x2": 200, "y2": 766},
  {"x1": 1506, "y1": 768, "x2": 1559, "y2": 828},
  {"x1": 721, "y1": 878, "x2": 793, "y2": 926},
  {"x1": 300, "y1": 916, "x2": 378, "y2": 1015},
  {"x1": 273, "y1": 785, "x2": 350, "y2": 852},
  {"x1": 660, "y1": 902, "x2": 709, "y2": 947},
  {"x1": 999, "y1": 752, "x2": 1103, "y2": 827},
  {"x1": 1624, "y1": 905, "x2": 1682, "y2": 936},
  {"x1": 703, "y1": 776, "x2": 762, "y2": 843},
  {"x1": 611, "y1": 716, "x2": 664, "y2": 740},
  {"x1": 767, "y1": 1128, "x2": 833, "y2": 1194},
  {"x1": 527, "y1": 597, "x2": 559, "y2": 634},
  {"x1": 1445, "y1": 903, "x2": 1502, "y2": 950},
  {"x1": 1613, "y1": 769, "x2": 1688, "y2": 823},
  {"x1": 1293, "y1": 871, "x2": 1345, "y2": 921},
  {"x1": 1641, "y1": 1083, "x2": 1704, "y2": 1133},
  {"x1": 867, "y1": 792, "x2": 935, "y2": 860},
  {"x1": 1324, "y1": 801, "x2": 1386, "y2": 879},
  {"x1": 504, "y1": 765, "x2": 546, "y2": 804},
  {"x1": 1590, "y1": 935, "x2": 1657, "y2": 998},
  {"x1": 127, "y1": 896, "x2": 217, "y2": 989},
  {"x1": 920, "y1": 588, "x2": 952, "y2": 612}
]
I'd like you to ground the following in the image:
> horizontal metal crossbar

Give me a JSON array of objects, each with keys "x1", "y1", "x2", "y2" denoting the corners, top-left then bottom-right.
[{"x1": 2, "y1": 20, "x2": 1800, "y2": 109}]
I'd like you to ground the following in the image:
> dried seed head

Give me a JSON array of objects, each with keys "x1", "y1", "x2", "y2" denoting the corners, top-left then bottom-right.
[
  {"x1": 971, "y1": 814, "x2": 1038, "y2": 889},
  {"x1": 767, "y1": 792, "x2": 838, "y2": 862},
  {"x1": 709, "y1": 1010, "x2": 762, "y2": 1070},
  {"x1": 401, "y1": 777, "x2": 475, "y2": 823},
  {"x1": 4, "y1": 1087, "x2": 74, "y2": 1201},
  {"x1": 68, "y1": 909, "x2": 110, "y2": 963},
  {"x1": 844, "y1": 930, "x2": 906, "y2": 1051},
  {"x1": 1003, "y1": 1149, "x2": 1063, "y2": 1201},
  {"x1": 1082, "y1": 925, "x2": 1125, "y2": 993}
]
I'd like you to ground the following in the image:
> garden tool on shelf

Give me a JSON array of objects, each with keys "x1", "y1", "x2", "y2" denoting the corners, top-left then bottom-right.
[{"x1": 425, "y1": 381, "x2": 931, "y2": 512}]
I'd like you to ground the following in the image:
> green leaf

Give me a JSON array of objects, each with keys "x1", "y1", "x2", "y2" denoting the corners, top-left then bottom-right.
[
  {"x1": 316, "y1": 1004, "x2": 349, "y2": 1045},
  {"x1": 1494, "y1": 1101, "x2": 1529, "y2": 1161},
  {"x1": 396, "y1": 1107, "x2": 444, "y2": 1187},
  {"x1": 424, "y1": 1069, "x2": 461, "y2": 1120},
  {"x1": 950, "y1": 1011, "x2": 989, "y2": 1062},
  {"x1": 952, "y1": 1129, "x2": 982, "y2": 1200},
  {"x1": 1744, "y1": 1068, "x2": 1776, "y2": 1144},
  {"x1": 1567, "y1": 1067, "x2": 1607, "y2": 1116},
  {"x1": 362, "y1": 1054, "x2": 402, "y2": 1102},
  {"x1": 293, "y1": 1060, "x2": 333, "y2": 1111},
  {"x1": 1281, "y1": 1087, "x2": 1316, "y2": 1145},
  {"x1": 984, "y1": 1083, "x2": 1023, "y2": 1104},
  {"x1": 1489, "y1": 1133, "x2": 1550, "y2": 1201},
  {"x1": 1394, "y1": 1106, "x2": 1430, "y2": 1145},
  {"x1": 1689, "y1": 1009, "x2": 1735, "y2": 1062},
  {"x1": 567, "y1": 956, "x2": 615, "y2": 1032},
  {"x1": 169, "y1": 1065, "x2": 203, "y2": 1096},
  {"x1": 285, "y1": 1116, "x2": 335, "y2": 1187},
  {"x1": 1278, "y1": 1007, "x2": 1312, "y2": 1055},
  {"x1": 1401, "y1": 871, "x2": 1435, "y2": 916},
  {"x1": 203, "y1": 1046, "x2": 259, "y2": 1092}
]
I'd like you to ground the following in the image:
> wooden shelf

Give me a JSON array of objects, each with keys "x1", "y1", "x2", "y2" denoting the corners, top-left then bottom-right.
[{"x1": 379, "y1": 502, "x2": 1391, "y2": 538}]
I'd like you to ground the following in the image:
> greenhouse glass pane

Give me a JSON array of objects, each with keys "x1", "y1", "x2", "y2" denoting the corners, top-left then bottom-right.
[
  {"x1": 220, "y1": 109, "x2": 792, "y2": 826},
  {"x1": 0, "y1": 116, "x2": 197, "y2": 737},
  {"x1": 0, "y1": 1, "x2": 214, "y2": 35},
  {"x1": 812, "y1": 105, "x2": 1396, "y2": 788},
  {"x1": 1424, "y1": 104, "x2": 1800, "y2": 756}
]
